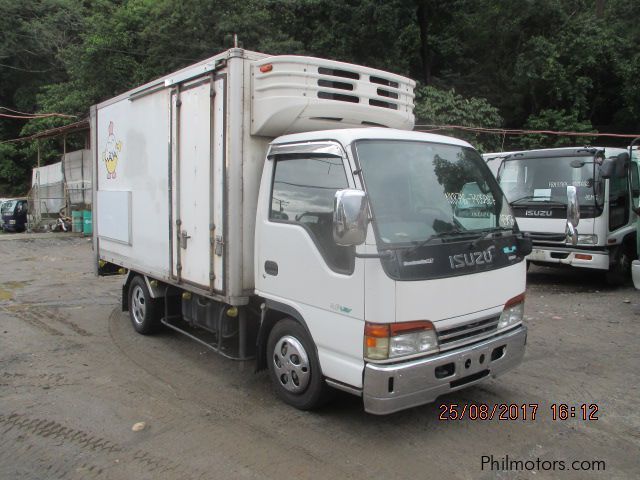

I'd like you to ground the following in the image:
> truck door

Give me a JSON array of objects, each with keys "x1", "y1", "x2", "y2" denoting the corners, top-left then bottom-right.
[
  {"x1": 256, "y1": 144, "x2": 366, "y2": 386},
  {"x1": 171, "y1": 75, "x2": 225, "y2": 292}
]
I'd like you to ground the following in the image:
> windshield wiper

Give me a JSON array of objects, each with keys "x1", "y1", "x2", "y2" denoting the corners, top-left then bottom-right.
[
  {"x1": 511, "y1": 195, "x2": 566, "y2": 206},
  {"x1": 404, "y1": 229, "x2": 474, "y2": 255},
  {"x1": 469, "y1": 227, "x2": 514, "y2": 249}
]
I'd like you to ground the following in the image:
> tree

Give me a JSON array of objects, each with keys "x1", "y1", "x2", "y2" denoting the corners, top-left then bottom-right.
[
  {"x1": 414, "y1": 85, "x2": 504, "y2": 152},
  {"x1": 518, "y1": 109, "x2": 596, "y2": 149}
]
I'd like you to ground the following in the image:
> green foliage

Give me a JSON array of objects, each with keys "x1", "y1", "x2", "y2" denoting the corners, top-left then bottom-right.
[
  {"x1": 518, "y1": 109, "x2": 596, "y2": 149},
  {"x1": 0, "y1": 143, "x2": 30, "y2": 195},
  {"x1": 414, "y1": 86, "x2": 503, "y2": 152}
]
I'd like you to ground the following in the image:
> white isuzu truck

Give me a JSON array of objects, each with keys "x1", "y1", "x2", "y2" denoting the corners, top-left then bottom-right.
[
  {"x1": 92, "y1": 48, "x2": 531, "y2": 414},
  {"x1": 484, "y1": 146, "x2": 640, "y2": 285}
]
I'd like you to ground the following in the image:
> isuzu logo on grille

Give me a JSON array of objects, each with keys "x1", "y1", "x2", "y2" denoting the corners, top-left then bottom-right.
[
  {"x1": 525, "y1": 210, "x2": 553, "y2": 217},
  {"x1": 449, "y1": 246, "x2": 496, "y2": 269}
]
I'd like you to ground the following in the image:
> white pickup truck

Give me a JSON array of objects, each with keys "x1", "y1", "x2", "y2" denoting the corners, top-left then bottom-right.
[{"x1": 92, "y1": 48, "x2": 530, "y2": 414}]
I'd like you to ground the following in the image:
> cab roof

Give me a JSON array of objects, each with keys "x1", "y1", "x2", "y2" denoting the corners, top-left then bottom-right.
[
  {"x1": 484, "y1": 146, "x2": 627, "y2": 161},
  {"x1": 271, "y1": 127, "x2": 473, "y2": 150}
]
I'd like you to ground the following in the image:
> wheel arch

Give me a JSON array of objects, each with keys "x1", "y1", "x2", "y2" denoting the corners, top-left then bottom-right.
[{"x1": 255, "y1": 299, "x2": 318, "y2": 372}]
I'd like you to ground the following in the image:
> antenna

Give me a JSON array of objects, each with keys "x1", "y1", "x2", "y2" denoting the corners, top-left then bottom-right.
[{"x1": 233, "y1": 34, "x2": 238, "y2": 48}]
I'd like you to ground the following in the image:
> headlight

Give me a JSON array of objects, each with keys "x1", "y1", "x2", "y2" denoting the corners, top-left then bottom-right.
[
  {"x1": 577, "y1": 234, "x2": 598, "y2": 245},
  {"x1": 498, "y1": 293, "x2": 525, "y2": 330},
  {"x1": 365, "y1": 320, "x2": 438, "y2": 360}
]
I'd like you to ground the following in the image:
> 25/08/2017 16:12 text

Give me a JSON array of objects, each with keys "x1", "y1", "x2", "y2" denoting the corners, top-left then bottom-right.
[{"x1": 439, "y1": 403, "x2": 599, "y2": 421}]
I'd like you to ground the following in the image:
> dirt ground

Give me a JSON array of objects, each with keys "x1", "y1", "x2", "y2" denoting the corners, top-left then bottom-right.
[{"x1": 0, "y1": 235, "x2": 638, "y2": 479}]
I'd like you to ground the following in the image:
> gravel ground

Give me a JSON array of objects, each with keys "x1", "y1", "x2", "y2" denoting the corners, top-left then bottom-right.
[{"x1": 0, "y1": 235, "x2": 638, "y2": 479}]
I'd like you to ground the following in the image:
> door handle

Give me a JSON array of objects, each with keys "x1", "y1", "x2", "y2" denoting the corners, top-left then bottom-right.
[
  {"x1": 264, "y1": 261, "x2": 278, "y2": 276},
  {"x1": 180, "y1": 230, "x2": 191, "y2": 249}
]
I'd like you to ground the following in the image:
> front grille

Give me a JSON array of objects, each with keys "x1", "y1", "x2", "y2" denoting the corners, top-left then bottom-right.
[
  {"x1": 527, "y1": 231, "x2": 566, "y2": 244},
  {"x1": 437, "y1": 315, "x2": 500, "y2": 350}
]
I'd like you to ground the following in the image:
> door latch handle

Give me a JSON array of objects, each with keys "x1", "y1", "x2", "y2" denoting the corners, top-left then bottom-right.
[{"x1": 180, "y1": 230, "x2": 191, "y2": 249}]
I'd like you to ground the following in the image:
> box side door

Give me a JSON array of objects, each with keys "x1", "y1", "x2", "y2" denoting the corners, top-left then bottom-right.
[{"x1": 171, "y1": 75, "x2": 225, "y2": 292}]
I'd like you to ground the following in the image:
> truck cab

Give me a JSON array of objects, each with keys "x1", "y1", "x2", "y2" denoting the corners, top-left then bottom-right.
[
  {"x1": 1, "y1": 199, "x2": 28, "y2": 232},
  {"x1": 256, "y1": 128, "x2": 530, "y2": 414},
  {"x1": 485, "y1": 147, "x2": 639, "y2": 284}
]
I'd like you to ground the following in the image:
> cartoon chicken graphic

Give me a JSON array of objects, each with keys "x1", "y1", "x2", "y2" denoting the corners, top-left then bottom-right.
[{"x1": 102, "y1": 121, "x2": 122, "y2": 179}]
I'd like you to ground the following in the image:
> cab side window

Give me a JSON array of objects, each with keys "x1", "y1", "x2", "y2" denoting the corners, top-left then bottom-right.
[{"x1": 270, "y1": 155, "x2": 354, "y2": 273}]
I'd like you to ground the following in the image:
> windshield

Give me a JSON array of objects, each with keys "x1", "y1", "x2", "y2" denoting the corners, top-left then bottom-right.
[
  {"x1": 355, "y1": 140, "x2": 515, "y2": 246},
  {"x1": 1, "y1": 200, "x2": 17, "y2": 214},
  {"x1": 499, "y1": 156, "x2": 599, "y2": 206}
]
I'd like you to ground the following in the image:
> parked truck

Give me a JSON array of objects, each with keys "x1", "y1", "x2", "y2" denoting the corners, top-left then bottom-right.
[
  {"x1": 92, "y1": 49, "x2": 531, "y2": 414},
  {"x1": 484, "y1": 145, "x2": 640, "y2": 285}
]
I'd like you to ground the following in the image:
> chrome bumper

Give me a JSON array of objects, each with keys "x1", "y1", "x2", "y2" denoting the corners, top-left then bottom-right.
[{"x1": 363, "y1": 326, "x2": 527, "y2": 415}]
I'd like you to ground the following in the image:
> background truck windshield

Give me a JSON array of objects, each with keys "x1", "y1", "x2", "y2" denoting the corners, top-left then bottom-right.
[
  {"x1": 499, "y1": 156, "x2": 598, "y2": 206},
  {"x1": 1, "y1": 200, "x2": 17, "y2": 214},
  {"x1": 355, "y1": 140, "x2": 514, "y2": 245}
]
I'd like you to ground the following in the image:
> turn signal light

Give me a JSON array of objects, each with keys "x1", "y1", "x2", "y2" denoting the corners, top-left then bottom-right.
[{"x1": 259, "y1": 64, "x2": 273, "y2": 73}]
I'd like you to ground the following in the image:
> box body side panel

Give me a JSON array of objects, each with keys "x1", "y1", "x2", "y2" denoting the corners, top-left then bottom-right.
[{"x1": 96, "y1": 89, "x2": 171, "y2": 278}]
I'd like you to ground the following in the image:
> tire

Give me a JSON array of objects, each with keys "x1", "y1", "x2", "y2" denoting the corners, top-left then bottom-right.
[
  {"x1": 128, "y1": 276, "x2": 161, "y2": 334},
  {"x1": 605, "y1": 245, "x2": 631, "y2": 286},
  {"x1": 266, "y1": 318, "x2": 332, "y2": 410}
]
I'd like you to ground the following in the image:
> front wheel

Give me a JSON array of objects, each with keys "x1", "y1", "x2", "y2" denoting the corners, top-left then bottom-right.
[
  {"x1": 605, "y1": 245, "x2": 632, "y2": 286},
  {"x1": 128, "y1": 276, "x2": 161, "y2": 334},
  {"x1": 267, "y1": 318, "x2": 332, "y2": 410}
]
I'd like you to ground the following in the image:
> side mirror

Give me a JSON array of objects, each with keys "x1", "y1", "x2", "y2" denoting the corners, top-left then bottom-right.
[
  {"x1": 566, "y1": 223, "x2": 578, "y2": 245},
  {"x1": 600, "y1": 153, "x2": 629, "y2": 179},
  {"x1": 566, "y1": 186, "x2": 580, "y2": 228},
  {"x1": 333, "y1": 189, "x2": 368, "y2": 246},
  {"x1": 566, "y1": 185, "x2": 579, "y2": 245}
]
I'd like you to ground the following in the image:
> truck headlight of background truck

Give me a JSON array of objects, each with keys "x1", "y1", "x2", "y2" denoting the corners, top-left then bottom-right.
[
  {"x1": 498, "y1": 293, "x2": 525, "y2": 331},
  {"x1": 365, "y1": 321, "x2": 438, "y2": 360},
  {"x1": 576, "y1": 234, "x2": 598, "y2": 245}
]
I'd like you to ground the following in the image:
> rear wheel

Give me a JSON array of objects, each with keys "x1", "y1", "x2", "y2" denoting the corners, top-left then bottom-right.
[
  {"x1": 128, "y1": 276, "x2": 161, "y2": 334},
  {"x1": 267, "y1": 318, "x2": 332, "y2": 410}
]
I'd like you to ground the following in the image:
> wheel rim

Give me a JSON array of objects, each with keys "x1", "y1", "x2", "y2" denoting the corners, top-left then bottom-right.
[
  {"x1": 131, "y1": 285, "x2": 146, "y2": 325},
  {"x1": 272, "y1": 335, "x2": 311, "y2": 393}
]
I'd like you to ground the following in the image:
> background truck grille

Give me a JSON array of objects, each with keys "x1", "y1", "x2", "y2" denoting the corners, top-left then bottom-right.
[
  {"x1": 527, "y1": 232, "x2": 566, "y2": 244},
  {"x1": 437, "y1": 315, "x2": 500, "y2": 350}
]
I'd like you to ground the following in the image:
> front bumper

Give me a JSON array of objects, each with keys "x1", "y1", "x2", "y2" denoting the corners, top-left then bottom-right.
[
  {"x1": 527, "y1": 246, "x2": 609, "y2": 270},
  {"x1": 363, "y1": 325, "x2": 527, "y2": 415}
]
